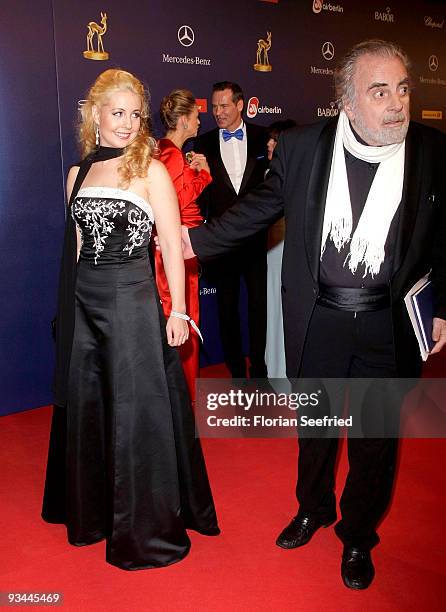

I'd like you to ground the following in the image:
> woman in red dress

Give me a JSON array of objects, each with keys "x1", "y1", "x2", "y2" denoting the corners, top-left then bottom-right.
[{"x1": 156, "y1": 89, "x2": 211, "y2": 401}]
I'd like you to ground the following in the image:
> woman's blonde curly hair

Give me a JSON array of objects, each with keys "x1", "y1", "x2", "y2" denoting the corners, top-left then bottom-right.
[{"x1": 79, "y1": 68, "x2": 157, "y2": 187}]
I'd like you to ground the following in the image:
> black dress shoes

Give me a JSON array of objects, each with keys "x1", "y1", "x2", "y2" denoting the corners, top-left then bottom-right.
[
  {"x1": 341, "y1": 547, "x2": 375, "y2": 590},
  {"x1": 276, "y1": 514, "x2": 336, "y2": 549}
]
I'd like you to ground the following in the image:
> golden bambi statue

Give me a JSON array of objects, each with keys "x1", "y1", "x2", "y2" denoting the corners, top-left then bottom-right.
[
  {"x1": 83, "y1": 12, "x2": 109, "y2": 60},
  {"x1": 254, "y1": 31, "x2": 272, "y2": 72}
]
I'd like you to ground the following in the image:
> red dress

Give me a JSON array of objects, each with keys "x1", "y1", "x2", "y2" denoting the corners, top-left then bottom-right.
[{"x1": 155, "y1": 138, "x2": 212, "y2": 401}]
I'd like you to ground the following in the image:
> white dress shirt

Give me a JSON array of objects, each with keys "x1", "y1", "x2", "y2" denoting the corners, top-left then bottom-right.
[{"x1": 219, "y1": 121, "x2": 247, "y2": 194}]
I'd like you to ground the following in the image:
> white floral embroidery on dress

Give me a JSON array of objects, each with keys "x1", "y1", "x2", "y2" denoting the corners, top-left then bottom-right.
[
  {"x1": 71, "y1": 209, "x2": 84, "y2": 248},
  {"x1": 74, "y1": 198, "x2": 126, "y2": 264},
  {"x1": 77, "y1": 186, "x2": 154, "y2": 221},
  {"x1": 124, "y1": 208, "x2": 152, "y2": 255}
]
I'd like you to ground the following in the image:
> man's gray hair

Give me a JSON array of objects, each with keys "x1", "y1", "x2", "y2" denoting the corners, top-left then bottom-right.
[{"x1": 334, "y1": 39, "x2": 411, "y2": 109}]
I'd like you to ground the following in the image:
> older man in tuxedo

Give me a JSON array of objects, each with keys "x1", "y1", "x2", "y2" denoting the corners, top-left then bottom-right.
[
  {"x1": 181, "y1": 40, "x2": 446, "y2": 589},
  {"x1": 194, "y1": 81, "x2": 268, "y2": 379}
]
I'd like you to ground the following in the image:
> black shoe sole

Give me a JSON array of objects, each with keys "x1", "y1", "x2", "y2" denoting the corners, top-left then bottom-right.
[{"x1": 341, "y1": 574, "x2": 374, "y2": 590}]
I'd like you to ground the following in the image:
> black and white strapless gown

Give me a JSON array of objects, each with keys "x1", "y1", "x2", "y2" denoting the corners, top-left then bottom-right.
[{"x1": 43, "y1": 186, "x2": 219, "y2": 570}]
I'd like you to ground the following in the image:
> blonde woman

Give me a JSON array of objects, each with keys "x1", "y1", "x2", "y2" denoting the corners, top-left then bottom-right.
[
  {"x1": 156, "y1": 89, "x2": 211, "y2": 402},
  {"x1": 42, "y1": 69, "x2": 219, "y2": 571}
]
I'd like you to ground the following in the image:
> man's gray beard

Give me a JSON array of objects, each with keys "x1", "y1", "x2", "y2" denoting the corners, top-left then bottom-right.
[{"x1": 353, "y1": 110, "x2": 409, "y2": 146}]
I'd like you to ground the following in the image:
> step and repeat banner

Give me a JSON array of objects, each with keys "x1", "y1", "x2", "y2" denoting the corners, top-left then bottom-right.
[
  {"x1": 0, "y1": 1, "x2": 65, "y2": 415},
  {"x1": 2, "y1": 0, "x2": 446, "y2": 414}
]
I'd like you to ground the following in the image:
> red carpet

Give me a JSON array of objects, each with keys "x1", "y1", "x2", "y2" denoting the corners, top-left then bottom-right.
[{"x1": 1, "y1": 371, "x2": 446, "y2": 610}]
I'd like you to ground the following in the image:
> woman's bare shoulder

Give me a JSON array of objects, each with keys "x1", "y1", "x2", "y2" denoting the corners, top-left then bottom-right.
[
  {"x1": 147, "y1": 158, "x2": 168, "y2": 176},
  {"x1": 66, "y1": 165, "x2": 81, "y2": 201},
  {"x1": 67, "y1": 165, "x2": 80, "y2": 179}
]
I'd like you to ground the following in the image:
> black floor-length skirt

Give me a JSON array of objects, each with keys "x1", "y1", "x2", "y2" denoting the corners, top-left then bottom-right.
[{"x1": 42, "y1": 259, "x2": 218, "y2": 570}]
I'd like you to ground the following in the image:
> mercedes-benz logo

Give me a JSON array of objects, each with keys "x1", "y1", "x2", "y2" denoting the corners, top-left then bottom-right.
[
  {"x1": 178, "y1": 25, "x2": 195, "y2": 47},
  {"x1": 322, "y1": 41, "x2": 335, "y2": 61},
  {"x1": 429, "y1": 54, "x2": 439, "y2": 72}
]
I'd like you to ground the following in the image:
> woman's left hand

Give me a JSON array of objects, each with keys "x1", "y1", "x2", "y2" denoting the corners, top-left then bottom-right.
[{"x1": 166, "y1": 315, "x2": 189, "y2": 346}]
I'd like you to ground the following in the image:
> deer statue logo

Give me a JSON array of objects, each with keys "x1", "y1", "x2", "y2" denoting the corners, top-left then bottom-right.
[
  {"x1": 83, "y1": 12, "x2": 109, "y2": 60},
  {"x1": 254, "y1": 31, "x2": 272, "y2": 72}
]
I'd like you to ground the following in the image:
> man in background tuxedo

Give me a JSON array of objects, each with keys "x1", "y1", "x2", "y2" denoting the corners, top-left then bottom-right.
[
  {"x1": 182, "y1": 41, "x2": 446, "y2": 589},
  {"x1": 195, "y1": 81, "x2": 268, "y2": 378}
]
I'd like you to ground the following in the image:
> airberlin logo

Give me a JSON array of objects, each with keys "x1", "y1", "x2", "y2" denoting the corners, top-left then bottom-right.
[
  {"x1": 247, "y1": 96, "x2": 282, "y2": 119},
  {"x1": 196, "y1": 99, "x2": 208, "y2": 113},
  {"x1": 247, "y1": 97, "x2": 259, "y2": 117},
  {"x1": 312, "y1": 1, "x2": 343, "y2": 14}
]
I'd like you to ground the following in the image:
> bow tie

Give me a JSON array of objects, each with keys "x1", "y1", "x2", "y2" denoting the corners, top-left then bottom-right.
[{"x1": 222, "y1": 128, "x2": 244, "y2": 142}]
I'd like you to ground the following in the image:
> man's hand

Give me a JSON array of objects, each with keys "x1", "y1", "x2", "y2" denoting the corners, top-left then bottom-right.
[
  {"x1": 430, "y1": 317, "x2": 446, "y2": 354},
  {"x1": 153, "y1": 226, "x2": 196, "y2": 260},
  {"x1": 181, "y1": 226, "x2": 196, "y2": 260}
]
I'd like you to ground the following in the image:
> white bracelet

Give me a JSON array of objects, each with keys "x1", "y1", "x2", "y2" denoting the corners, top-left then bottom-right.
[{"x1": 170, "y1": 311, "x2": 204, "y2": 342}]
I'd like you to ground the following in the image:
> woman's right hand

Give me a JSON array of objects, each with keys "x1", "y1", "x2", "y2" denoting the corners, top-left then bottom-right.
[
  {"x1": 166, "y1": 314, "x2": 189, "y2": 346},
  {"x1": 189, "y1": 152, "x2": 210, "y2": 174}
]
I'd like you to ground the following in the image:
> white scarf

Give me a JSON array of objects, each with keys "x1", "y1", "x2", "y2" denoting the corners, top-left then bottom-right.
[{"x1": 321, "y1": 110, "x2": 405, "y2": 277}]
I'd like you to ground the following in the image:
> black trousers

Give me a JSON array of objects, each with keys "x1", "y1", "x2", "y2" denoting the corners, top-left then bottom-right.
[
  {"x1": 296, "y1": 304, "x2": 401, "y2": 550},
  {"x1": 206, "y1": 236, "x2": 267, "y2": 378}
]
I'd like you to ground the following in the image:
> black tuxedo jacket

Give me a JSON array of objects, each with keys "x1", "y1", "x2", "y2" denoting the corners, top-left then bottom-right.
[
  {"x1": 194, "y1": 123, "x2": 268, "y2": 219},
  {"x1": 190, "y1": 119, "x2": 446, "y2": 377}
]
